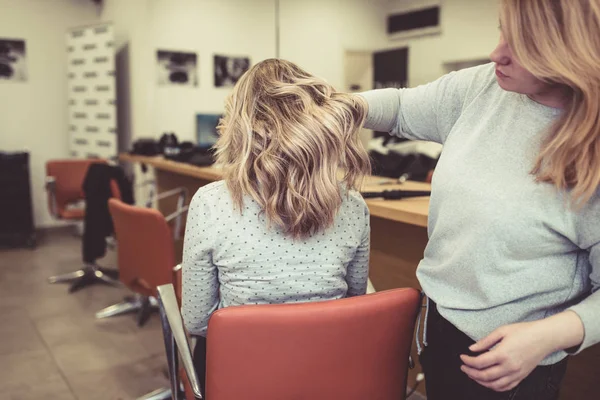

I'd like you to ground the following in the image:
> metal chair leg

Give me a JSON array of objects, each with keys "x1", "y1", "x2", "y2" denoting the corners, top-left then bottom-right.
[
  {"x1": 69, "y1": 265, "x2": 120, "y2": 293},
  {"x1": 48, "y1": 264, "x2": 120, "y2": 293},
  {"x1": 96, "y1": 296, "x2": 143, "y2": 319},
  {"x1": 47, "y1": 269, "x2": 86, "y2": 284},
  {"x1": 94, "y1": 269, "x2": 121, "y2": 286},
  {"x1": 139, "y1": 296, "x2": 159, "y2": 326},
  {"x1": 96, "y1": 295, "x2": 158, "y2": 326},
  {"x1": 98, "y1": 266, "x2": 120, "y2": 280},
  {"x1": 136, "y1": 387, "x2": 171, "y2": 400}
]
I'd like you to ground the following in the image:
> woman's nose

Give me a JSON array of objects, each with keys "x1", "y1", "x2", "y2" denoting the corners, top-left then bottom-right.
[
  {"x1": 490, "y1": 35, "x2": 511, "y2": 65},
  {"x1": 490, "y1": 43, "x2": 510, "y2": 65}
]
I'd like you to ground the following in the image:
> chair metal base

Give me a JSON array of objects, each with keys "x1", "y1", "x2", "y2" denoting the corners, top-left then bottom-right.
[
  {"x1": 136, "y1": 387, "x2": 171, "y2": 400},
  {"x1": 96, "y1": 295, "x2": 159, "y2": 327},
  {"x1": 47, "y1": 264, "x2": 120, "y2": 293}
]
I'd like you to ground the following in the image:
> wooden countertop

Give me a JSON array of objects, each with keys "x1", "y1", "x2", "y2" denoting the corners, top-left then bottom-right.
[
  {"x1": 361, "y1": 177, "x2": 430, "y2": 227},
  {"x1": 119, "y1": 153, "x2": 223, "y2": 182},
  {"x1": 119, "y1": 154, "x2": 430, "y2": 228}
]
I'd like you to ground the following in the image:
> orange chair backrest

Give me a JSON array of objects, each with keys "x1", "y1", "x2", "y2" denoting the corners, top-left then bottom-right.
[
  {"x1": 46, "y1": 159, "x2": 107, "y2": 215},
  {"x1": 108, "y1": 198, "x2": 176, "y2": 297},
  {"x1": 205, "y1": 288, "x2": 421, "y2": 400}
]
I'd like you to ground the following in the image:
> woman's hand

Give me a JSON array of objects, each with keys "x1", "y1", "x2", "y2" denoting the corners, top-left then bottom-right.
[{"x1": 460, "y1": 311, "x2": 584, "y2": 392}]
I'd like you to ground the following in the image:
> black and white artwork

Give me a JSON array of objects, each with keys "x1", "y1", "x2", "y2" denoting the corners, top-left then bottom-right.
[
  {"x1": 157, "y1": 50, "x2": 198, "y2": 87},
  {"x1": 214, "y1": 54, "x2": 250, "y2": 87},
  {"x1": 0, "y1": 39, "x2": 27, "y2": 82}
]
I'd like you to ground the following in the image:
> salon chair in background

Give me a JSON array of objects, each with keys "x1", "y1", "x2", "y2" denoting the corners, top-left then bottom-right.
[
  {"x1": 46, "y1": 161, "x2": 134, "y2": 292},
  {"x1": 95, "y1": 198, "x2": 187, "y2": 327},
  {"x1": 45, "y1": 159, "x2": 113, "y2": 288},
  {"x1": 45, "y1": 159, "x2": 104, "y2": 226}
]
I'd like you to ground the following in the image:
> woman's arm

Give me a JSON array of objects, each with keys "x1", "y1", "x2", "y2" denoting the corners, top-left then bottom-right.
[
  {"x1": 461, "y1": 196, "x2": 600, "y2": 392},
  {"x1": 181, "y1": 191, "x2": 219, "y2": 336},
  {"x1": 566, "y1": 197, "x2": 600, "y2": 352},
  {"x1": 359, "y1": 63, "x2": 494, "y2": 144},
  {"x1": 460, "y1": 311, "x2": 584, "y2": 392},
  {"x1": 346, "y1": 203, "x2": 370, "y2": 297}
]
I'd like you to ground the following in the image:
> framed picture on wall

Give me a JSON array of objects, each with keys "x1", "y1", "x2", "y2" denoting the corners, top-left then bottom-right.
[
  {"x1": 214, "y1": 54, "x2": 250, "y2": 87},
  {"x1": 0, "y1": 38, "x2": 27, "y2": 82},
  {"x1": 157, "y1": 50, "x2": 198, "y2": 87}
]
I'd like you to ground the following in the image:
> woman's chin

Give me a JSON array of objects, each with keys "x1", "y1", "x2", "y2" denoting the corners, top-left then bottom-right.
[{"x1": 496, "y1": 76, "x2": 514, "y2": 92}]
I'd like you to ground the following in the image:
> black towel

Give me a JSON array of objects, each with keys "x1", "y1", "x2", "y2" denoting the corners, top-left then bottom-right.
[{"x1": 82, "y1": 163, "x2": 134, "y2": 263}]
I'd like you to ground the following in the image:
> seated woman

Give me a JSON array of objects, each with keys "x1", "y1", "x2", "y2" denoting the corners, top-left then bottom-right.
[{"x1": 181, "y1": 58, "x2": 372, "y2": 390}]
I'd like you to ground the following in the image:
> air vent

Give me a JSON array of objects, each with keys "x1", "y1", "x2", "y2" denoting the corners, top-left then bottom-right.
[{"x1": 387, "y1": 5, "x2": 441, "y2": 40}]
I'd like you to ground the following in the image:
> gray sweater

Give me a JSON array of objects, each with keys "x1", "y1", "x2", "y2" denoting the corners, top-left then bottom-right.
[
  {"x1": 361, "y1": 63, "x2": 600, "y2": 364},
  {"x1": 181, "y1": 180, "x2": 370, "y2": 336}
]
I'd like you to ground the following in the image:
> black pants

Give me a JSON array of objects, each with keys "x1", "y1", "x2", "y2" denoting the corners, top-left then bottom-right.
[
  {"x1": 420, "y1": 301, "x2": 569, "y2": 400},
  {"x1": 192, "y1": 336, "x2": 207, "y2": 399}
]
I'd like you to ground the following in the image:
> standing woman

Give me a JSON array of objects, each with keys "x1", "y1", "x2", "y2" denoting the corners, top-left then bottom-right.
[{"x1": 359, "y1": 1, "x2": 600, "y2": 399}]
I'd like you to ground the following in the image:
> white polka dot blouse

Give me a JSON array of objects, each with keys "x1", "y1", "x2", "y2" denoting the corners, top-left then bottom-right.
[{"x1": 181, "y1": 180, "x2": 370, "y2": 336}]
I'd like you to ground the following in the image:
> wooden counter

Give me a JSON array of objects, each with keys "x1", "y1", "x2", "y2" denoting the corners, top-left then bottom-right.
[
  {"x1": 119, "y1": 153, "x2": 430, "y2": 228},
  {"x1": 119, "y1": 153, "x2": 596, "y2": 400},
  {"x1": 119, "y1": 153, "x2": 223, "y2": 182}
]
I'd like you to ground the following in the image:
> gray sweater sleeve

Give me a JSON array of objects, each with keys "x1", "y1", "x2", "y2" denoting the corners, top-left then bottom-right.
[
  {"x1": 359, "y1": 63, "x2": 494, "y2": 144},
  {"x1": 568, "y1": 194, "x2": 600, "y2": 353}
]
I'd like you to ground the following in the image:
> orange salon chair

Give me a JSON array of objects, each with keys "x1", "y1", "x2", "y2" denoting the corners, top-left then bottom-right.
[
  {"x1": 156, "y1": 283, "x2": 421, "y2": 400},
  {"x1": 95, "y1": 198, "x2": 187, "y2": 326},
  {"x1": 45, "y1": 159, "x2": 102, "y2": 222},
  {"x1": 45, "y1": 159, "x2": 124, "y2": 289}
]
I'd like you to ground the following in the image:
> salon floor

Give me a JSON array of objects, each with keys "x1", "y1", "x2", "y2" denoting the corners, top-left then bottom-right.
[
  {"x1": 0, "y1": 229, "x2": 429, "y2": 400},
  {"x1": 0, "y1": 229, "x2": 169, "y2": 400}
]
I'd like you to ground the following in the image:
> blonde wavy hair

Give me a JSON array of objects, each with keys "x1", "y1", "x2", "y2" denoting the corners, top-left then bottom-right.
[
  {"x1": 501, "y1": 0, "x2": 600, "y2": 205},
  {"x1": 215, "y1": 59, "x2": 370, "y2": 239}
]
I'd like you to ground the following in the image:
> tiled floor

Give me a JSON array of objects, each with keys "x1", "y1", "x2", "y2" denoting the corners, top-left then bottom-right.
[{"x1": 0, "y1": 229, "x2": 169, "y2": 400}]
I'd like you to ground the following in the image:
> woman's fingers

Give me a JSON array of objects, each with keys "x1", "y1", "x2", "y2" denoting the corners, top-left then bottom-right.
[
  {"x1": 461, "y1": 364, "x2": 507, "y2": 382},
  {"x1": 469, "y1": 329, "x2": 504, "y2": 352},
  {"x1": 462, "y1": 350, "x2": 524, "y2": 393},
  {"x1": 460, "y1": 351, "x2": 500, "y2": 370}
]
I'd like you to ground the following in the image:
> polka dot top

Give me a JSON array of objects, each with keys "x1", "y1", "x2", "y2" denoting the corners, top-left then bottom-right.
[{"x1": 181, "y1": 180, "x2": 370, "y2": 336}]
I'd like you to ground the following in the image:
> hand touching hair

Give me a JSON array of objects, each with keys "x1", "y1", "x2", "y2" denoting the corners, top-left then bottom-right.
[{"x1": 215, "y1": 58, "x2": 370, "y2": 239}]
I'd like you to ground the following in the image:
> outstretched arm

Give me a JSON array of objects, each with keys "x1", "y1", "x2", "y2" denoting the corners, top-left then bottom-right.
[{"x1": 359, "y1": 63, "x2": 493, "y2": 144}]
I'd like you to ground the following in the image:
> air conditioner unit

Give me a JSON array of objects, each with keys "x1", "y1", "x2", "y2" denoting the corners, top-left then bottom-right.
[{"x1": 387, "y1": 3, "x2": 441, "y2": 40}]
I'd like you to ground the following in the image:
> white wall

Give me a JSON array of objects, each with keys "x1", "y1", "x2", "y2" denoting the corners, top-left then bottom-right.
[
  {"x1": 280, "y1": 0, "x2": 388, "y2": 90},
  {"x1": 382, "y1": 0, "x2": 500, "y2": 86},
  {"x1": 279, "y1": 0, "x2": 500, "y2": 90},
  {"x1": 100, "y1": 0, "x2": 150, "y2": 154},
  {"x1": 0, "y1": 0, "x2": 99, "y2": 228},
  {"x1": 105, "y1": 0, "x2": 387, "y2": 143},
  {"x1": 148, "y1": 0, "x2": 277, "y2": 143}
]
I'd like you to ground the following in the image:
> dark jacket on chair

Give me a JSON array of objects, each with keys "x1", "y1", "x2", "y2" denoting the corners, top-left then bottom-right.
[{"x1": 82, "y1": 163, "x2": 134, "y2": 263}]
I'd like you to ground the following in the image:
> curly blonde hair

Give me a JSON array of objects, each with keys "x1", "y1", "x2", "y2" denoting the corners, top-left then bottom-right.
[{"x1": 215, "y1": 58, "x2": 370, "y2": 239}]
